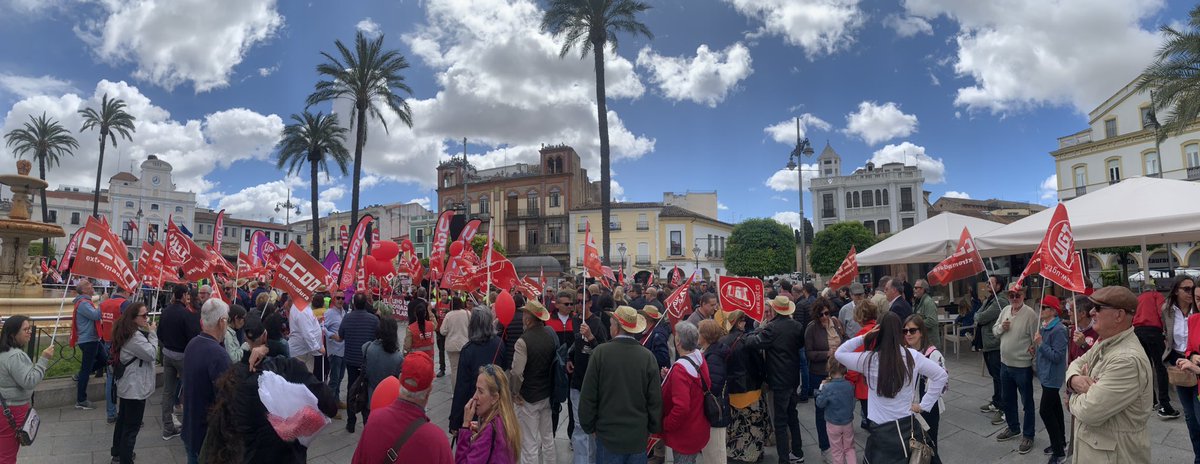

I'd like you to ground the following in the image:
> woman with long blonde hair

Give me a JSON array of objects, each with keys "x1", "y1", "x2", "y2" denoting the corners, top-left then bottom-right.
[{"x1": 456, "y1": 364, "x2": 521, "y2": 463}]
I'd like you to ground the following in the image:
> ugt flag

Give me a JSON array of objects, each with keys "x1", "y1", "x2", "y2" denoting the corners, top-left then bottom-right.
[
  {"x1": 927, "y1": 228, "x2": 986, "y2": 286},
  {"x1": 717, "y1": 276, "x2": 765, "y2": 322}
]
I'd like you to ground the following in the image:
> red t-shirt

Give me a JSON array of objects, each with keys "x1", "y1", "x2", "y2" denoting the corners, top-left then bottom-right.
[
  {"x1": 1132, "y1": 291, "x2": 1165, "y2": 329},
  {"x1": 351, "y1": 399, "x2": 451, "y2": 464}
]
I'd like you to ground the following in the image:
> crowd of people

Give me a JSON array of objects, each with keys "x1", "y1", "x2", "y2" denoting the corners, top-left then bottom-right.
[{"x1": 0, "y1": 268, "x2": 1198, "y2": 464}]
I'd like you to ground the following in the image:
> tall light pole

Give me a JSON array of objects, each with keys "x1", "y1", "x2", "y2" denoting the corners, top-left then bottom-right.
[
  {"x1": 276, "y1": 186, "x2": 300, "y2": 225},
  {"x1": 786, "y1": 117, "x2": 816, "y2": 283}
]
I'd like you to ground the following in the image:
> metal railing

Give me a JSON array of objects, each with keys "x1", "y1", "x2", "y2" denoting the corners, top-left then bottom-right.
[
  {"x1": 609, "y1": 222, "x2": 622, "y2": 231},
  {"x1": 636, "y1": 221, "x2": 649, "y2": 230},
  {"x1": 515, "y1": 207, "x2": 540, "y2": 219},
  {"x1": 821, "y1": 209, "x2": 836, "y2": 218},
  {"x1": 1075, "y1": 186, "x2": 1087, "y2": 197},
  {"x1": 1189, "y1": 166, "x2": 1200, "y2": 180},
  {"x1": 635, "y1": 255, "x2": 651, "y2": 265}
]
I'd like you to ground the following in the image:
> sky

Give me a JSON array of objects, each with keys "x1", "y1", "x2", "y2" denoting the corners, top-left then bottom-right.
[{"x1": 0, "y1": 0, "x2": 1192, "y2": 230}]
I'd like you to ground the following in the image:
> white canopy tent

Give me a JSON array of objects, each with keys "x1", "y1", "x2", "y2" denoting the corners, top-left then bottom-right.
[
  {"x1": 856, "y1": 213, "x2": 1005, "y2": 266},
  {"x1": 974, "y1": 177, "x2": 1200, "y2": 256}
]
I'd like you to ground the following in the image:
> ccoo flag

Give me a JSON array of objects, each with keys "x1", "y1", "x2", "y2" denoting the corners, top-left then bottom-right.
[
  {"x1": 825, "y1": 246, "x2": 858, "y2": 290},
  {"x1": 927, "y1": 228, "x2": 987, "y2": 286}
]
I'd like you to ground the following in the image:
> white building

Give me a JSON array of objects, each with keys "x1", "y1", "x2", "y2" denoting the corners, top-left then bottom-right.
[
  {"x1": 290, "y1": 201, "x2": 432, "y2": 258},
  {"x1": 30, "y1": 187, "x2": 101, "y2": 254},
  {"x1": 808, "y1": 144, "x2": 928, "y2": 234},
  {"x1": 194, "y1": 208, "x2": 301, "y2": 258},
  {"x1": 1051, "y1": 76, "x2": 1200, "y2": 272}
]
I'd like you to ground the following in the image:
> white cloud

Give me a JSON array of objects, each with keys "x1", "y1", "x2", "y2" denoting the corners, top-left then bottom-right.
[
  {"x1": 764, "y1": 164, "x2": 819, "y2": 192},
  {"x1": 883, "y1": 14, "x2": 933, "y2": 37},
  {"x1": 772, "y1": 211, "x2": 808, "y2": 232},
  {"x1": 331, "y1": 0, "x2": 654, "y2": 189},
  {"x1": 635, "y1": 42, "x2": 754, "y2": 107},
  {"x1": 1039, "y1": 174, "x2": 1058, "y2": 201},
  {"x1": 610, "y1": 179, "x2": 626, "y2": 202},
  {"x1": 867, "y1": 142, "x2": 946, "y2": 183},
  {"x1": 902, "y1": 0, "x2": 1163, "y2": 113},
  {"x1": 0, "y1": 74, "x2": 77, "y2": 99},
  {"x1": 257, "y1": 65, "x2": 278, "y2": 77},
  {"x1": 0, "y1": 79, "x2": 283, "y2": 205},
  {"x1": 844, "y1": 101, "x2": 918, "y2": 145},
  {"x1": 725, "y1": 0, "x2": 865, "y2": 58},
  {"x1": 763, "y1": 114, "x2": 832, "y2": 144},
  {"x1": 407, "y1": 197, "x2": 431, "y2": 210},
  {"x1": 942, "y1": 191, "x2": 971, "y2": 199},
  {"x1": 215, "y1": 178, "x2": 346, "y2": 223},
  {"x1": 76, "y1": 0, "x2": 284, "y2": 92},
  {"x1": 356, "y1": 17, "x2": 380, "y2": 36},
  {"x1": 359, "y1": 174, "x2": 384, "y2": 189},
  {"x1": 718, "y1": 202, "x2": 729, "y2": 210},
  {"x1": 4, "y1": 0, "x2": 64, "y2": 14},
  {"x1": 771, "y1": 195, "x2": 789, "y2": 202}
]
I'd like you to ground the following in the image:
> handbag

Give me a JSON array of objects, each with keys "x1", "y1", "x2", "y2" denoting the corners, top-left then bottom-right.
[
  {"x1": 0, "y1": 390, "x2": 38, "y2": 446},
  {"x1": 681, "y1": 357, "x2": 725, "y2": 424},
  {"x1": 906, "y1": 353, "x2": 934, "y2": 464},
  {"x1": 1167, "y1": 365, "x2": 1199, "y2": 388}
]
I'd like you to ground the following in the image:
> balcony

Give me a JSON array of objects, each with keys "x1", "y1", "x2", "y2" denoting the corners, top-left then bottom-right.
[
  {"x1": 1190, "y1": 166, "x2": 1200, "y2": 181},
  {"x1": 515, "y1": 207, "x2": 540, "y2": 219},
  {"x1": 670, "y1": 245, "x2": 682, "y2": 256},
  {"x1": 541, "y1": 208, "x2": 566, "y2": 219},
  {"x1": 509, "y1": 243, "x2": 569, "y2": 256},
  {"x1": 575, "y1": 256, "x2": 583, "y2": 265},
  {"x1": 1075, "y1": 186, "x2": 1087, "y2": 197},
  {"x1": 635, "y1": 254, "x2": 651, "y2": 265},
  {"x1": 1109, "y1": 178, "x2": 1121, "y2": 185},
  {"x1": 609, "y1": 221, "x2": 622, "y2": 231},
  {"x1": 821, "y1": 209, "x2": 836, "y2": 218},
  {"x1": 637, "y1": 221, "x2": 649, "y2": 230}
]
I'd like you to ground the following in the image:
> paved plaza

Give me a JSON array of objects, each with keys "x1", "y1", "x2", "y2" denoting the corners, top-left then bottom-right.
[{"x1": 16, "y1": 345, "x2": 1196, "y2": 463}]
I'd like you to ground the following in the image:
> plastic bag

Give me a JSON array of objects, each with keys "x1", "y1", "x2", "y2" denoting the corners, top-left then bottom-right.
[{"x1": 258, "y1": 370, "x2": 330, "y2": 446}]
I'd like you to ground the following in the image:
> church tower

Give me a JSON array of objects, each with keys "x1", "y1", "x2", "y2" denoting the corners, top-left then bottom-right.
[{"x1": 817, "y1": 142, "x2": 841, "y2": 177}]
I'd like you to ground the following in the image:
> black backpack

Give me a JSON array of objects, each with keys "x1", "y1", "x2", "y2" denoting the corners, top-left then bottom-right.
[
  {"x1": 550, "y1": 341, "x2": 569, "y2": 405},
  {"x1": 110, "y1": 331, "x2": 145, "y2": 381}
]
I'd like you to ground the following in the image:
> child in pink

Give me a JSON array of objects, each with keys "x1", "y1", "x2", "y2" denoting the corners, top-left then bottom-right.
[{"x1": 816, "y1": 358, "x2": 857, "y2": 464}]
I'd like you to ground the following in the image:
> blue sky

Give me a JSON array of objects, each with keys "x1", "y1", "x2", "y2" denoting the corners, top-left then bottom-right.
[{"x1": 0, "y1": 0, "x2": 1192, "y2": 229}]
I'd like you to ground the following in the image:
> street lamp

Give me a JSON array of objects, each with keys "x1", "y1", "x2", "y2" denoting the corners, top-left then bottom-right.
[
  {"x1": 276, "y1": 186, "x2": 299, "y2": 225},
  {"x1": 786, "y1": 117, "x2": 816, "y2": 283},
  {"x1": 692, "y1": 244, "x2": 702, "y2": 274},
  {"x1": 135, "y1": 208, "x2": 143, "y2": 243},
  {"x1": 617, "y1": 243, "x2": 627, "y2": 268}
]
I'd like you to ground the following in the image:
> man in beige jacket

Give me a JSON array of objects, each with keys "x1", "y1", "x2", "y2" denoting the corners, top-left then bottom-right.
[{"x1": 1065, "y1": 286, "x2": 1152, "y2": 464}]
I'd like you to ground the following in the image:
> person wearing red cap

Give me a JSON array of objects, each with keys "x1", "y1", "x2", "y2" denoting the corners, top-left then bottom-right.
[
  {"x1": 351, "y1": 351, "x2": 451, "y2": 464},
  {"x1": 1034, "y1": 295, "x2": 1068, "y2": 463},
  {"x1": 1132, "y1": 279, "x2": 1180, "y2": 419}
]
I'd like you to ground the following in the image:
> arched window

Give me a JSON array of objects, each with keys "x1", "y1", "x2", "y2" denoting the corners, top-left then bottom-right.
[
  {"x1": 845, "y1": 192, "x2": 852, "y2": 208},
  {"x1": 882, "y1": 189, "x2": 889, "y2": 205},
  {"x1": 852, "y1": 191, "x2": 860, "y2": 208},
  {"x1": 479, "y1": 195, "x2": 489, "y2": 215},
  {"x1": 555, "y1": 156, "x2": 564, "y2": 173},
  {"x1": 875, "y1": 190, "x2": 882, "y2": 206}
]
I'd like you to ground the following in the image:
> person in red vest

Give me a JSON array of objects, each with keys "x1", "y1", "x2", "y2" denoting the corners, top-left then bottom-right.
[
  {"x1": 99, "y1": 287, "x2": 128, "y2": 423},
  {"x1": 1134, "y1": 278, "x2": 1180, "y2": 419}
]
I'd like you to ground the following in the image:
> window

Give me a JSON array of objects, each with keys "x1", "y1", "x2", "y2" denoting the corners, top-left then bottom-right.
[
  {"x1": 578, "y1": 216, "x2": 588, "y2": 232},
  {"x1": 526, "y1": 229, "x2": 539, "y2": 246},
  {"x1": 1074, "y1": 166, "x2": 1087, "y2": 187},
  {"x1": 549, "y1": 192, "x2": 560, "y2": 208},
  {"x1": 150, "y1": 204, "x2": 159, "y2": 211},
  {"x1": 526, "y1": 194, "x2": 538, "y2": 211},
  {"x1": 125, "y1": 201, "x2": 134, "y2": 208},
  {"x1": 175, "y1": 206, "x2": 183, "y2": 213},
  {"x1": 1188, "y1": 143, "x2": 1200, "y2": 168},
  {"x1": 274, "y1": 232, "x2": 280, "y2": 243},
  {"x1": 670, "y1": 231, "x2": 682, "y2": 256},
  {"x1": 70, "y1": 212, "x2": 80, "y2": 225},
  {"x1": 245, "y1": 229, "x2": 251, "y2": 241},
  {"x1": 1141, "y1": 106, "x2": 1156, "y2": 130},
  {"x1": 874, "y1": 190, "x2": 882, "y2": 206},
  {"x1": 861, "y1": 190, "x2": 873, "y2": 207},
  {"x1": 479, "y1": 196, "x2": 489, "y2": 215},
  {"x1": 1107, "y1": 158, "x2": 1122, "y2": 182},
  {"x1": 637, "y1": 213, "x2": 649, "y2": 230},
  {"x1": 863, "y1": 220, "x2": 875, "y2": 234},
  {"x1": 900, "y1": 187, "x2": 914, "y2": 211},
  {"x1": 845, "y1": 192, "x2": 852, "y2": 208},
  {"x1": 1104, "y1": 118, "x2": 1117, "y2": 138},
  {"x1": 1144, "y1": 151, "x2": 1161, "y2": 176},
  {"x1": 878, "y1": 220, "x2": 891, "y2": 234},
  {"x1": 821, "y1": 193, "x2": 835, "y2": 218},
  {"x1": 637, "y1": 242, "x2": 649, "y2": 263},
  {"x1": 46, "y1": 210, "x2": 57, "y2": 223},
  {"x1": 417, "y1": 252, "x2": 424, "y2": 259},
  {"x1": 882, "y1": 189, "x2": 889, "y2": 205},
  {"x1": 415, "y1": 229, "x2": 424, "y2": 243},
  {"x1": 852, "y1": 191, "x2": 860, "y2": 208},
  {"x1": 548, "y1": 224, "x2": 563, "y2": 244},
  {"x1": 902, "y1": 217, "x2": 915, "y2": 229},
  {"x1": 148, "y1": 224, "x2": 159, "y2": 242}
]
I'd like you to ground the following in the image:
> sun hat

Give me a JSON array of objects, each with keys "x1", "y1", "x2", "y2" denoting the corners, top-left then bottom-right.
[
  {"x1": 1040, "y1": 295, "x2": 1061, "y2": 313},
  {"x1": 718, "y1": 309, "x2": 745, "y2": 333},
  {"x1": 769, "y1": 295, "x2": 796, "y2": 316},
  {"x1": 520, "y1": 299, "x2": 551, "y2": 322},
  {"x1": 641, "y1": 305, "x2": 663, "y2": 320},
  {"x1": 613, "y1": 305, "x2": 648, "y2": 334}
]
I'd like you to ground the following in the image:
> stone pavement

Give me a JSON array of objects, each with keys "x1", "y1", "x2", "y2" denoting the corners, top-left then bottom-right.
[{"x1": 16, "y1": 345, "x2": 1196, "y2": 463}]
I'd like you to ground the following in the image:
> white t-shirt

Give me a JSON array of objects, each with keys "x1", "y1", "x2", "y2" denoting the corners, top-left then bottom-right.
[{"x1": 835, "y1": 335, "x2": 949, "y2": 424}]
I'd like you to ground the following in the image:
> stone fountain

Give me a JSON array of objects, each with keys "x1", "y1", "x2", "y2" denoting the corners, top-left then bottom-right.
[{"x1": 0, "y1": 160, "x2": 64, "y2": 299}]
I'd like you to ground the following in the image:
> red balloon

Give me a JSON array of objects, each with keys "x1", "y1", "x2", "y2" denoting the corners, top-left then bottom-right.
[
  {"x1": 370, "y1": 376, "x2": 399, "y2": 411},
  {"x1": 364, "y1": 255, "x2": 390, "y2": 277},
  {"x1": 495, "y1": 289, "x2": 515, "y2": 327},
  {"x1": 372, "y1": 240, "x2": 400, "y2": 261},
  {"x1": 449, "y1": 241, "x2": 464, "y2": 257}
]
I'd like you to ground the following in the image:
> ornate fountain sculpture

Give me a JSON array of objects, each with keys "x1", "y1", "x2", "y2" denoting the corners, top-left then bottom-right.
[{"x1": 0, "y1": 160, "x2": 65, "y2": 296}]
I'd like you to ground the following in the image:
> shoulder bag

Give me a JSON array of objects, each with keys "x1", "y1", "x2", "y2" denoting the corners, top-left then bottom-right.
[
  {"x1": 1167, "y1": 365, "x2": 1199, "y2": 387},
  {"x1": 907, "y1": 355, "x2": 934, "y2": 464},
  {"x1": 681, "y1": 356, "x2": 725, "y2": 424},
  {"x1": 385, "y1": 416, "x2": 427, "y2": 463},
  {"x1": 0, "y1": 389, "x2": 38, "y2": 446}
]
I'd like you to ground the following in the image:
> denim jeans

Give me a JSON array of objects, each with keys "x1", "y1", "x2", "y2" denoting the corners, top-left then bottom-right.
[
  {"x1": 570, "y1": 388, "x2": 594, "y2": 464},
  {"x1": 76, "y1": 341, "x2": 105, "y2": 404},
  {"x1": 326, "y1": 355, "x2": 345, "y2": 400},
  {"x1": 161, "y1": 353, "x2": 184, "y2": 434},
  {"x1": 798, "y1": 348, "x2": 812, "y2": 396},
  {"x1": 102, "y1": 342, "x2": 116, "y2": 419},
  {"x1": 1176, "y1": 385, "x2": 1200, "y2": 464},
  {"x1": 810, "y1": 372, "x2": 830, "y2": 450},
  {"x1": 983, "y1": 350, "x2": 1002, "y2": 405},
  {"x1": 1000, "y1": 364, "x2": 1035, "y2": 438},
  {"x1": 596, "y1": 438, "x2": 648, "y2": 464}
]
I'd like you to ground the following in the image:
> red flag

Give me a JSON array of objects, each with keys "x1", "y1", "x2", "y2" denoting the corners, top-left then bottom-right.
[
  {"x1": 664, "y1": 273, "x2": 695, "y2": 326},
  {"x1": 1017, "y1": 204, "x2": 1085, "y2": 292},
  {"x1": 211, "y1": 282, "x2": 225, "y2": 303},
  {"x1": 339, "y1": 225, "x2": 349, "y2": 250},
  {"x1": 457, "y1": 219, "x2": 481, "y2": 247},
  {"x1": 168, "y1": 219, "x2": 211, "y2": 281},
  {"x1": 927, "y1": 228, "x2": 987, "y2": 286},
  {"x1": 71, "y1": 216, "x2": 139, "y2": 293},
  {"x1": 127, "y1": 219, "x2": 138, "y2": 232},
  {"x1": 272, "y1": 242, "x2": 329, "y2": 310},
  {"x1": 516, "y1": 276, "x2": 542, "y2": 301},
  {"x1": 428, "y1": 210, "x2": 456, "y2": 281},
  {"x1": 39, "y1": 259, "x2": 48, "y2": 274},
  {"x1": 617, "y1": 265, "x2": 624, "y2": 286},
  {"x1": 482, "y1": 245, "x2": 519, "y2": 291},
  {"x1": 371, "y1": 225, "x2": 380, "y2": 249},
  {"x1": 205, "y1": 246, "x2": 234, "y2": 277},
  {"x1": 137, "y1": 242, "x2": 160, "y2": 287},
  {"x1": 339, "y1": 215, "x2": 375, "y2": 291},
  {"x1": 669, "y1": 266, "x2": 683, "y2": 287},
  {"x1": 59, "y1": 229, "x2": 82, "y2": 272},
  {"x1": 213, "y1": 209, "x2": 225, "y2": 250},
  {"x1": 717, "y1": 275, "x2": 765, "y2": 322},
  {"x1": 825, "y1": 246, "x2": 858, "y2": 290},
  {"x1": 583, "y1": 220, "x2": 603, "y2": 278}
]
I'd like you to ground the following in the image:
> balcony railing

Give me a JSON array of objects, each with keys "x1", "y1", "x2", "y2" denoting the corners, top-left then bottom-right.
[
  {"x1": 514, "y1": 207, "x2": 540, "y2": 219},
  {"x1": 509, "y1": 243, "x2": 569, "y2": 255},
  {"x1": 1075, "y1": 186, "x2": 1087, "y2": 197},
  {"x1": 1189, "y1": 166, "x2": 1200, "y2": 180},
  {"x1": 670, "y1": 245, "x2": 682, "y2": 256},
  {"x1": 635, "y1": 254, "x2": 651, "y2": 265},
  {"x1": 821, "y1": 209, "x2": 836, "y2": 218},
  {"x1": 1109, "y1": 178, "x2": 1121, "y2": 185},
  {"x1": 609, "y1": 222, "x2": 622, "y2": 231},
  {"x1": 577, "y1": 224, "x2": 587, "y2": 232},
  {"x1": 637, "y1": 221, "x2": 649, "y2": 230},
  {"x1": 1147, "y1": 172, "x2": 1162, "y2": 178}
]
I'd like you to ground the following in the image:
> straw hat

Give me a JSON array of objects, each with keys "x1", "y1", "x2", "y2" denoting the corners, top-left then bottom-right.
[
  {"x1": 718, "y1": 309, "x2": 744, "y2": 333},
  {"x1": 641, "y1": 305, "x2": 663, "y2": 320},
  {"x1": 769, "y1": 295, "x2": 795, "y2": 315},
  {"x1": 613, "y1": 305, "x2": 648, "y2": 334},
  {"x1": 520, "y1": 299, "x2": 551, "y2": 322}
]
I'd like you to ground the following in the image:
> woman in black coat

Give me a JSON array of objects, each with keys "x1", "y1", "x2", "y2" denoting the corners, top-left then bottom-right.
[
  {"x1": 719, "y1": 311, "x2": 769, "y2": 462},
  {"x1": 449, "y1": 306, "x2": 504, "y2": 432}
]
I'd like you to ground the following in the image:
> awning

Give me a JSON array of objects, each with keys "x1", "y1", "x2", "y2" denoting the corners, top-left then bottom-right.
[{"x1": 857, "y1": 213, "x2": 1005, "y2": 266}]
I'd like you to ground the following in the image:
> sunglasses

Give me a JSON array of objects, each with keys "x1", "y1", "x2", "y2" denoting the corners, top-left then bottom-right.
[
  {"x1": 902, "y1": 328, "x2": 921, "y2": 335},
  {"x1": 1180, "y1": 286, "x2": 1195, "y2": 292},
  {"x1": 137, "y1": 313, "x2": 149, "y2": 318}
]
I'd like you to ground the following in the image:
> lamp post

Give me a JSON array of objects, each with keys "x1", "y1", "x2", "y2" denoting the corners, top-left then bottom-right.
[
  {"x1": 617, "y1": 243, "x2": 627, "y2": 269},
  {"x1": 786, "y1": 117, "x2": 816, "y2": 283},
  {"x1": 135, "y1": 208, "x2": 143, "y2": 244},
  {"x1": 276, "y1": 186, "x2": 299, "y2": 225},
  {"x1": 693, "y1": 244, "x2": 702, "y2": 275}
]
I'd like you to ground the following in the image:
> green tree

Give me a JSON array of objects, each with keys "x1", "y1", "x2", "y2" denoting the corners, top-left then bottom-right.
[
  {"x1": 810, "y1": 222, "x2": 876, "y2": 276},
  {"x1": 1137, "y1": 5, "x2": 1200, "y2": 141},
  {"x1": 725, "y1": 218, "x2": 794, "y2": 277},
  {"x1": 27, "y1": 242, "x2": 55, "y2": 258},
  {"x1": 469, "y1": 233, "x2": 506, "y2": 256},
  {"x1": 276, "y1": 111, "x2": 351, "y2": 256},
  {"x1": 542, "y1": 0, "x2": 653, "y2": 265},
  {"x1": 5, "y1": 113, "x2": 79, "y2": 258},
  {"x1": 307, "y1": 31, "x2": 414, "y2": 253},
  {"x1": 791, "y1": 217, "x2": 814, "y2": 244},
  {"x1": 1100, "y1": 264, "x2": 1123, "y2": 287},
  {"x1": 78, "y1": 93, "x2": 136, "y2": 218}
]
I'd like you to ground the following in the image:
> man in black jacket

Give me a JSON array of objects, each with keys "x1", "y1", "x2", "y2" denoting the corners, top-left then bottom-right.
[
  {"x1": 156, "y1": 285, "x2": 200, "y2": 440},
  {"x1": 746, "y1": 296, "x2": 807, "y2": 464}
]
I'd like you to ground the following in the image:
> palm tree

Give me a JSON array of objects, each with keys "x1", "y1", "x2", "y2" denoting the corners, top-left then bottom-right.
[
  {"x1": 4, "y1": 113, "x2": 79, "y2": 257},
  {"x1": 542, "y1": 0, "x2": 652, "y2": 264},
  {"x1": 307, "y1": 31, "x2": 413, "y2": 252},
  {"x1": 276, "y1": 111, "x2": 351, "y2": 256},
  {"x1": 79, "y1": 93, "x2": 136, "y2": 218},
  {"x1": 1137, "y1": 5, "x2": 1200, "y2": 140}
]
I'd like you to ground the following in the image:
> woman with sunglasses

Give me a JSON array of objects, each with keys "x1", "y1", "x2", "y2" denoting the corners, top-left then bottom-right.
[
  {"x1": 902, "y1": 315, "x2": 945, "y2": 464},
  {"x1": 0, "y1": 316, "x2": 53, "y2": 463},
  {"x1": 805, "y1": 297, "x2": 847, "y2": 460},
  {"x1": 835, "y1": 312, "x2": 948, "y2": 464},
  {"x1": 1172, "y1": 279, "x2": 1200, "y2": 463},
  {"x1": 457, "y1": 364, "x2": 521, "y2": 464},
  {"x1": 109, "y1": 303, "x2": 158, "y2": 464}
]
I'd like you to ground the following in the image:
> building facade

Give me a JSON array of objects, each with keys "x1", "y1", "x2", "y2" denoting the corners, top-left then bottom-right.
[
  {"x1": 808, "y1": 144, "x2": 928, "y2": 234},
  {"x1": 290, "y1": 201, "x2": 432, "y2": 258},
  {"x1": 407, "y1": 212, "x2": 437, "y2": 260},
  {"x1": 1051, "y1": 76, "x2": 1200, "y2": 272},
  {"x1": 436, "y1": 144, "x2": 599, "y2": 271},
  {"x1": 30, "y1": 188, "x2": 103, "y2": 254},
  {"x1": 929, "y1": 197, "x2": 1047, "y2": 224},
  {"x1": 193, "y1": 208, "x2": 301, "y2": 258}
]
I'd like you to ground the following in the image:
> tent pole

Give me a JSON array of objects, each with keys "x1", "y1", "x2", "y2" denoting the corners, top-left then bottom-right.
[{"x1": 1140, "y1": 238, "x2": 1150, "y2": 290}]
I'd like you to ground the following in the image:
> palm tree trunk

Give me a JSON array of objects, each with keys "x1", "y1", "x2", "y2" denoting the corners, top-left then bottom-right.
[
  {"x1": 310, "y1": 154, "x2": 321, "y2": 257},
  {"x1": 92, "y1": 133, "x2": 105, "y2": 218},
  {"x1": 38, "y1": 155, "x2": 50, "y2": 258},
  {"x1": 593, "y1": 39, "x2": 611, "y2": 266},
  {"x1": 349, "y1": 103, "x2": 368, "y2": 262}
]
